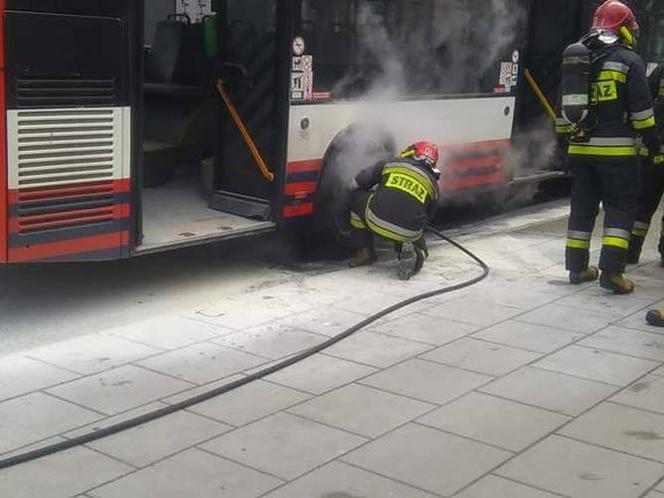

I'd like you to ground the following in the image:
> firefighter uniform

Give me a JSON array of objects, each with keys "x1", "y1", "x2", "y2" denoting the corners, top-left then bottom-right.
[
  {"x1": 349, "y1": 157, "x2": 440, "y2": 257},
  {"x1": 628, "y1": 64, "x2": 664, "y2": 263},
  {"x1": 565, "y1": 42, "x2": 660, "y2": 286}
]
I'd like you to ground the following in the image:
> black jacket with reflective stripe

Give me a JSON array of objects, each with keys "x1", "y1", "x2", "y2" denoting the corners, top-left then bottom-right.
[
  {"x1": 355, "y1": 158, "x2": 440, "y2": 234},
  {"x1": 569, "y1": 43, "x2": 658, "y2": 160},
  {"x1": 650, "y1": 63, "x2": 664, "y2": 134}
]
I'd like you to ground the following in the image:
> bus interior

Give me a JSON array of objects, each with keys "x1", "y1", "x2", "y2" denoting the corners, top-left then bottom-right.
[{"x1": 137, "y1": 0, "x2": 281, "y2": 252}]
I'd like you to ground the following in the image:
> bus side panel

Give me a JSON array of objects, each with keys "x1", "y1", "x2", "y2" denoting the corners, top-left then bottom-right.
[
  {"x1": 0, "y1": 0, "x2": 6, "y2": 263},
  {"x1": 4, "y1": 8, "x2": 132, "y2": 263}
]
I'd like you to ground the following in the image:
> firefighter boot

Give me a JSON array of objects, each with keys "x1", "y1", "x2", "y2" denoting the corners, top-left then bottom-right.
[
  {"x1": 568, "y1": 266, "x2": 599, "y2": 285},
  {"x1": 600, "y1": 271, "x2": 635, "y2": 294},
  {"x1": 626, "y1": 236, "x2": 645, "y2": 265},
  {"x1": 398, "y1": 242, "x2": 417, "y2": 280},
  {"x1": 349, "y1": 247, "x2": 376, "y2": 268},
  {"x1": 646, "y1": 308, "x2": 664, "y2": 327}
]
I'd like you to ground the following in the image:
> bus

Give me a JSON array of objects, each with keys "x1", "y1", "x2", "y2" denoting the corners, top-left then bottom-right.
[{"x1": 0, "y1": 0, "x2": 660, "y2": 263}]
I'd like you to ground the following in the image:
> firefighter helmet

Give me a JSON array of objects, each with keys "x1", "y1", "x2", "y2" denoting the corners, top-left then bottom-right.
[
  {"x1": 592, "y1": 1, "x2": 639, "y2": 47},
  {"x1": 401, "y1": 141, "x2": 440, "y2": 171}
]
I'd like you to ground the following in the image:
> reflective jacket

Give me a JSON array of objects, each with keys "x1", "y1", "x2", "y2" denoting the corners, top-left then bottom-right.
[
  {"x1": 355, "y1": 158, "x2": 440, "y2": 242},
  {"x1": 639, "y1": 63, "x2": 664, "y2": 159},
  {"x1": 568, "y1": 42, "x2": 659, "y2": 161}
]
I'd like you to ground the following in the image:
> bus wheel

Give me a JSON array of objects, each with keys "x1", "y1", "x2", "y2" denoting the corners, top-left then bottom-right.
[{"x1": 314, "y1": 124, "x2": 395, "y2": 248}]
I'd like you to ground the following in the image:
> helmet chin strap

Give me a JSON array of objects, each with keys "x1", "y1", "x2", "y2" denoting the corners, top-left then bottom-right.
[{"x1": 619, "y1": 26, "x2": 637, "y2": 48}]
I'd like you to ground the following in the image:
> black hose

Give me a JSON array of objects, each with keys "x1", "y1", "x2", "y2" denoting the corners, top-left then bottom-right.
[{"x1": 0, "y1": 227, "x2": 489, "y2": 470}]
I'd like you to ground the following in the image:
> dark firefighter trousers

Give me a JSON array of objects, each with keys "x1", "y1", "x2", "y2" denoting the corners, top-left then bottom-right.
[
  {"x1": 349, "y1": 190, "x2": 426, "y2": 251},
  {"x1": 566, "y1": 159, "x2": 640, "y2": 273},
  {"x1": 631, "y1": 156, "x2": 664, "y2": 257}
]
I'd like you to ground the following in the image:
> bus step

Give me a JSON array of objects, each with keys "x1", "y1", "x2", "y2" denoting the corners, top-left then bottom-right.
[
  {"x1": 510, "y1": 171, "x2": 567, "y2": 185},
  {"x1": 209, "y1": 190, "x2": 271, "y2": 221}
]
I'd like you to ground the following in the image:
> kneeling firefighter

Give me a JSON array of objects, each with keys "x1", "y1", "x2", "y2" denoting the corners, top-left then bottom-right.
[
  {"x1": 627, "y1": 63, "x2": 664, "y2": 264},
  {"x1": 348, "y1": 141, "x2": 441, "y2": 280},
  {"x1": 560, "y1": 0, "x2": 661, "y2": 294}
]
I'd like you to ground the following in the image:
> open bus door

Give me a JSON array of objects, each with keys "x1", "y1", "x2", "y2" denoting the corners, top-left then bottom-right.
[{"x1": 2, "y1": 1, "x2": 140, "y2": 263}]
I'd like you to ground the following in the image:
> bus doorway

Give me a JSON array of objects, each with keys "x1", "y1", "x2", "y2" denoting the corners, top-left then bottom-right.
[{"x1": 137, "y1": 0, "x2": 283, "y2": 253}]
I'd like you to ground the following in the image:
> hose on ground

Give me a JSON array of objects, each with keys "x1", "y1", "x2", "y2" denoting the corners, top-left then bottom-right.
[{"x1": 0, "y1": 226, "x2": 489, "y2": 470}]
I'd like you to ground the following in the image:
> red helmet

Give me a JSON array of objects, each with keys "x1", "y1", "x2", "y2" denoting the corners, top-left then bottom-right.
[
  {"x1": 401, "y1": 141, "x2": 440, "y2": 169},
  {"x1": 592, "y1": 1, "x2": 639, "y2": 43}
]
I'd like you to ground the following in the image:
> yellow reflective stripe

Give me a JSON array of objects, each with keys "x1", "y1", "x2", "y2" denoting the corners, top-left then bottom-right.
[
  {"x1": 596, "y1": 70, "x2": 627, "y2": 83},
  {"x1": 632, "y1": 228, "x2": 647, "y2": 237},
  {"x1": 633, "y1": 116, "x2": 656, "y2": 130},
  {"x1": 568, "y1": 145, "x2": 637, "y2": 156},
  {"x1": 567, "y1": 239, "x2": 590, "y2": 249},
  {"x1": 555, "y1": 124, "x2": 573, "y2": 134},
  {"x1": 382, "y1": 166, "x2": 436, "y2": 200},
  {"x1": 603, "y1": 236, "x2": 629, "y2": 249},
  {"x1": 350, "y1": 218, "x2": 366, "y2": 229}
]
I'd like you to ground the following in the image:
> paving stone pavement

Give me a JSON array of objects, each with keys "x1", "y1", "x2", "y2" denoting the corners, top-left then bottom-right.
[{"x1": 3, "y1": 200, "x2": 664, "y2": 497}]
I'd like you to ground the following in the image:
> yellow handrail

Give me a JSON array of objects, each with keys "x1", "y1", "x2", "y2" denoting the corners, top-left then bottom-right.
[
  {"x1": 524, "y1": 68, "x2": 557, "y2": 122},
  {"x1": 216, "y1": 80, "x2": 275, "y2": 182}
]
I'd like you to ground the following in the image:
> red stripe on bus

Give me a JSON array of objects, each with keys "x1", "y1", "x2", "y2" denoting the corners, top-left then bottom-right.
[
  {"x1": 8, "y1": 178, "x2": 130, "y2": 203},
  {"x1": 0, "y1": 0, "x2": 6, "y2": 263},
  {"x1": 8, "y1": 204, "x2": 130, "y2": 234},
  {"x1": 9, "y1": 231, "x2": 128, "y2": 262},
  {"x1": 283, "y1": 203, "x2": 314, "y2": 218},
  {"x1": 287, "y1": 160, "x2": 323, "y2": 173},
  {"x1": 446, "y1": 156, "x2": 503, "y2": 170},
  {"x1": 442, "y1": 139, "x2": 510, "y2": 154},
  {"x1": 284, "y1": 182, "x2": 317, "y2": 197},
  {"x1": 442, "y1": 172, "x2": 506, "y2": 191}
]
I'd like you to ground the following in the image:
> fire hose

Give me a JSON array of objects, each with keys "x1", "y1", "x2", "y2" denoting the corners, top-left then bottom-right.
[{"x1": 0, "y1": 227, "x2": 489, "y2": 470}]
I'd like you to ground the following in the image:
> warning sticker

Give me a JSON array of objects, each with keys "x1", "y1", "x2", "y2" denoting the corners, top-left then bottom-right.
[
  {"x1": 292, "y1": 37, "x2": 306, "y2": 56},
  {"x1": 499, "y1": 61, "x2": 518, "y2": 92},
  {"x1": 291, "y1": 55, "x2": 314, "y2": 102}
]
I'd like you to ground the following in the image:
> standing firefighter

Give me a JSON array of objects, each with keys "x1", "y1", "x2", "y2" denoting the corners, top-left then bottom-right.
[
  {"x1": 560, "y1": 0, "x2": 661, "y2": 294},
  {"x1": 348, "y1": 141, "x2": 441, "y2": 280},
  {"x1": 628, "y1": 63, "x2": 664, "y2": 264}
]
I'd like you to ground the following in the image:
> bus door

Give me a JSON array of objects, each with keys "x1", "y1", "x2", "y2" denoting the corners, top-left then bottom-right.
[
  {"x1": 3, "y1": 2, "x2": 138, "y2": 263},
  {"x1": 209, "y1": 0, "x2": 289, "y2": 221}
]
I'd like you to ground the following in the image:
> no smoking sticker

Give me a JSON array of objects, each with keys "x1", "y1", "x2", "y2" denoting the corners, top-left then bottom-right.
[{"x1": 292, "y1": 37, "x2": 305, "y2": 56}]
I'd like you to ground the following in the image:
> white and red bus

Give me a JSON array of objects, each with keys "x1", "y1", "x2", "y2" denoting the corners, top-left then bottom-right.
[{"x1": 0, "y1": 0, "x2": 657, "y2": 263}]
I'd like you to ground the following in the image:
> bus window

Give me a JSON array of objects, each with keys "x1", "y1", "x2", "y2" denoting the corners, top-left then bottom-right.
[{"x1": 298, "y1": 0, "x2": 526, "y2": 100}]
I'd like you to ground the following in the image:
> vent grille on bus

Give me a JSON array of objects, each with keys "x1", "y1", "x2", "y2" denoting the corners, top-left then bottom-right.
[
  {"x1": 10, "y1": 108, "x2": 119, "y2": 189},
  {"x1": 16, "y1": 78, "x2": 117, "y2": 108}
]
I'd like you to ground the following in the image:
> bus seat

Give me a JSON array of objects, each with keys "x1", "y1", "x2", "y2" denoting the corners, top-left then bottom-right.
[{"x1": 146, "y1": 18, "x2": 189, "y2": 84}]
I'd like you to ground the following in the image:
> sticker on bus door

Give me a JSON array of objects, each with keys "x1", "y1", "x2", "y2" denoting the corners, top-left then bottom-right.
[{"x1": 291, "y1": 55, "x2": 314, "y2": 102}]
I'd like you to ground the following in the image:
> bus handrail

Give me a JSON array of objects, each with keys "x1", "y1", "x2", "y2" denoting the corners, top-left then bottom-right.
[{"x1": 216, "y1": 79, "x2": 275, "y2": 182}]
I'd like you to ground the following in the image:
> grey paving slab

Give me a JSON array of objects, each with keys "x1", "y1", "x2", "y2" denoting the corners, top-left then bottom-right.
[
  {"x1": 0, "y1": 355, "x2": 78, "y2": 401},
  {"x1": 369, "y1": 313, "x2": 481, "y2": 345},
  {"x1": 516, "y1": 303, "x2": 620, "y2": 334},
  {"x1": 359, "y1": 358, "x2": 492, "y2": 404},
  {"x1": 479, "y1": 367, "x2": 618, "y2": 416},
  {"x1": 261, "y1": 461, "x2": 439, "y2": 498},
  {"x1": 266, "y1": 353, "x2": 377, "y2": 395},
  {"x1": 342, "y1": 423, "x2": 511, "y2": 496},
  {"x1": 560, "y1": 402, "x2": 664, "y2": 462},
  {"x1": 420, "y1": 338, "x2": 541, "y2": 376},
  {"x1": 658, "y1": 479, "x2": 664, "y2": 491},
  {"x1": 200, "y1": 412, "x2": 367, "y2": 480},
  {"x1": 87, "y1": 410, "x2": 232, "y2": 467},
  {"x1": 496, "y1": 435, "x2": 664, "y2": 498},
  {"x1": 188, "y1": 299, "x2": 298, "y2": 330},
  {"x1": 211, "y1": 324, "x2": 326, "y2": 360},
  {"x1": 107, "y1": 315, "x2": 228, "y2": 350},
  {"x1": 64, "y1": 402, "x2": 168, "y2": 439},
  {"x1": 423, "y1": 295, "x2": 523, "y2": 326},
  {"x1": 0, "y1": 392, "x2": 100, "y2": 454},
  {"x1": 88, "y1": 448, "x2": 282, "y2": 498},
  {"x1": 612, "y1": 374, "x2": 664, "y2": 414},
  {"x1": 533, "y1": 345, "x2": 658, "y2": 386},
  {"x1": 579, "y1": 326, "x2": 664, "y2": 361},
  {"x1": 46, "y1": 365, "x2": 192, "y2": 415},
  {"x1": 136, "y1": 341, "x2": 267, "y2": 385},
  {"x1": 469, "y1": 282, "x2": 560, "y2": 310},
  {"x1": 418, "y1": 392, "x2": 570, "y2": 452},
  {"x1": 288, "y1": 383, "x2": 435, "y2": 438},
  {"x1": 273, "y1": 306, "x2": 365, "y2": 337},
  {"x1": 554, "y1": 286, "x2": 653, "y2": 317},
  {"x1": 25, "y1": 334, "x2": 162, "y2": 375},
  {"x1": 322, "y1": 331, "x2": 433, "y2": 368},
  {"x1": 0, "y1": 447, "x2": 131, "y2": 498},
  {"x1": 618, "y1": 308, "x2": 664, "y2": 333},
  {"x1": 186, "y1": 379, "x2": 310, "y2": 427},
  {"x1": 473, "y1": 320, "x2": 584, "y2": 354},
  {"x1": 644, "y1": 491, "x2": 664, "y2": 497},
  {"x1": 454, "y1": 475, "x2": 564, "y2": 498}
]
